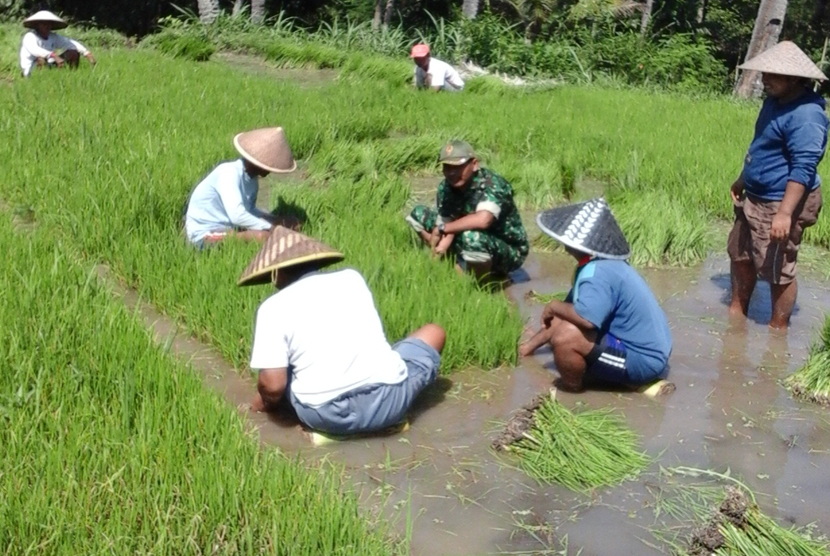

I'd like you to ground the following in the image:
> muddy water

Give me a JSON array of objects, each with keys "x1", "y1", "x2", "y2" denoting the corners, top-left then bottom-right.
[{"x1": 99, "y1": 240, "x2": 830, "y2": 554}]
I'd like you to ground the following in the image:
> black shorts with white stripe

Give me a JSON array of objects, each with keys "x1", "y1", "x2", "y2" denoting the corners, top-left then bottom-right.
[{"x1": 585, "y1": 333, "x2": 629, "y2": 384}]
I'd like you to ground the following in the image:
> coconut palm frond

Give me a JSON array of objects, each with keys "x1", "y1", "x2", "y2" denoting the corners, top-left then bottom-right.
[{"x1": 609, "y1": 0, "x2": 645, "y2": 18}]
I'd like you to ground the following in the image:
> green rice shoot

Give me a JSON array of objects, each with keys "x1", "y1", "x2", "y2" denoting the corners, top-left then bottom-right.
[
  {"x1": 507, "y1": 394, "x2": 649, "y2": 492},
  {"x1": 785, "y1": 314, "x2": 830, "y2": 406}
]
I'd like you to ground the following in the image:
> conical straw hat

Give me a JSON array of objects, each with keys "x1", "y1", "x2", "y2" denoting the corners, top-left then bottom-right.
[
  {"x1": 738, "y1": 41, "x2": 827, "y2": 81},
  {"x1": 233, "y1": 127, "x2": 297, "y2": 174},
  {"x1": 536, "y1": 198, "x2": 630, "y2": 260},
  {"x1": 24, "y1": 10, "x2": 67, "y2": 30},
  {"x1": 237, "y1": 226, "x2": 344, "y2": 286}
]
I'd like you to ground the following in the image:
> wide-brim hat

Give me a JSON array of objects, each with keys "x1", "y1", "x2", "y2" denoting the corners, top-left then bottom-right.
[
  {"x1": 237, "y1": 226, "x2": 344, "y2": 286},
  {"x1": 738, "y1": 41, "x2": 827, "y2": 81},
  {"x1": 24, "y1": 10, "x2": 67, "y2": 30},
  {"x1": 536, "y1": 197, "x2": 630, "y2": 260},
  {"x1": 233, "y1": 127, "x2": 297, "y2": 174}
]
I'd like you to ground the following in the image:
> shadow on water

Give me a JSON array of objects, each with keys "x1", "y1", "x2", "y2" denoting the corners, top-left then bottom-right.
[{"x1": 710, "y1": 271, "x2": 800, "y2": 324}]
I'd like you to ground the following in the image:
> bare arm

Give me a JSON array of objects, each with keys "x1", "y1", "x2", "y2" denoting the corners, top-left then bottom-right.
[
  {"x1": 541, "y1": 300, "x2": 595, "y2": 330},
  {"x1": 443, "y1": 211, "x2": 496, "y2": 234},
  {"x1": 251, "y1": 367, "x2": 288, "y2": 412},
  {"x1": 770, "y1": 180, "x2": 807, "y2": 241}
]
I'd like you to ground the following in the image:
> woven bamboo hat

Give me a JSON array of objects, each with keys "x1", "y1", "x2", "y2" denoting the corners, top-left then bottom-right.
[
  {"x1": 536, "y1": 198, "x2": 630, "y2": 260},
  {"x1": 738, "y1": 41, "x2": 827, "y2": 81},
  {"x1": 233, "y1": 127, "x2": 297, "y2": 174},
  {"x1": 237, "y1": 226, "x2": 344, "y2": 286},
  {"x1": 24, "y1": 10, "x2": 67, "y2": 30}
]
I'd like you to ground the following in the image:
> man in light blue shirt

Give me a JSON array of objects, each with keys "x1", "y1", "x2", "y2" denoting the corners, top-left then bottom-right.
[
  {"x1": 520, "y1": 198, "x2": 672, "y2": 392},
  {"x1": 185, "y1": 127, "x2": 298, "y2": 247}
]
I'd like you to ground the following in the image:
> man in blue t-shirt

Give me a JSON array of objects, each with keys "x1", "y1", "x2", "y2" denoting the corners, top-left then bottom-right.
[
  {"x1": 520, "y1": 198, "x2": 672, "y2": 392},
  {"x1": 727, "y1": 42, "x2": 828, "y2": 329}
]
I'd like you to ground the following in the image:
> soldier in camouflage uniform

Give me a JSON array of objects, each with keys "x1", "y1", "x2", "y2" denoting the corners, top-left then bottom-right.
[{"x1": 406, "y1": 140, "x2": 529, "y2": 279}]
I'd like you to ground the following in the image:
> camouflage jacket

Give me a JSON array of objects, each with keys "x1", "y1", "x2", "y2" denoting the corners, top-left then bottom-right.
[{"x1": 436, "y1": 168, "x2": 529, "y2": 251}]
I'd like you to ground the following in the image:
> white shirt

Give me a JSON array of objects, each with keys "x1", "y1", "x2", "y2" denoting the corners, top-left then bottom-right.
[
  {"x1": 20, "y1": 30, "x2": 89, "y2": 77},
  {"x1": 414, "y1": 58, "x2": 465, "y2": 92},
  {"x1": 184, "y1": 159, "x2": 273, "y2": 244},
  {"x1": 249, "y1": 269, "x2": 408, "y2": 407}
]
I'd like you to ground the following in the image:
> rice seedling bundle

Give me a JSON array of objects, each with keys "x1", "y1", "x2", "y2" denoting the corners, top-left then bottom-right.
[
  {"x1": 687, "y1": 488, "x2": 829, "y2": 556},
  {"x1": 785, "y1": 314, "x2": 830, "y2": 406},
  {"x1": 500, "y1": 394, "x2": 649, "y2": 491}
]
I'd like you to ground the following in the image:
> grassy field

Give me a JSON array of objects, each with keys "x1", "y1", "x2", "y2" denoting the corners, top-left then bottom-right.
[{"x1": 0, "y1": 218, "x2": 402, "y2": 554}]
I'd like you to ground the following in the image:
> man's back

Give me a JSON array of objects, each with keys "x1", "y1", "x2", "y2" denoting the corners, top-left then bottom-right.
[
  {"x1": 250, "y1": 269, "x2": 407, "y2": 407},
  {"x1": 572, "y1": 259, "x2": 672, "y2": 380}
]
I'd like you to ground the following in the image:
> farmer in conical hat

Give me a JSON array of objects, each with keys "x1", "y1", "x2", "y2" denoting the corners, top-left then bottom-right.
[
  {"x1": 184, "y1": 127, "x2": 303, "y2": 248},
  {"x1": 19, "y1": 10, "x2": 96, "y2": 77},
  {"x1": 520, "y1": 198, "x2": 672, "y2": 392},
  {"x1": 241, "y1": 226, "x2": 446, "y2": 435},
  {"x1": 406, "y1": 140, "x2": 529, "y2": 282},
  {"x1": 728, "y1": 41, "x2": 828, "y2": 329},
  {"x1": 410, "y1": 43, "x2": 465, "y2": 92}
]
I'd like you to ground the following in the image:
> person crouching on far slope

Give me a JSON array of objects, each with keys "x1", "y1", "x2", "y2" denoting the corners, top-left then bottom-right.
[
  {"x1": 519, "y1": 198, "x2": 673, "y2": 392},
  {"x1": 727, "y1": 41, "x2": 828, "y2": 330},
  {"x1": 241, "y1": 226, "x2": 447, "y2": 436},
  {"x1": 184, "y1": 127, "x2": 301, "y2": 249},
  {"x1": 410, "y1": 43, "x2": 465, "y2": 93},
  {"x1": 19, "y1": 10, "x2": 96, "y2": 78}
]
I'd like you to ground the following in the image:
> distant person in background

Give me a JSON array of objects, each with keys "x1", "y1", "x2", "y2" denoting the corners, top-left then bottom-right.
[
  {"x1": 406, "y1": 140, "x2": 528, "y2": 282},
  {"x1": 184, "y1": 127, "x2": 300, "y2": 248},
  {"x1": 240, "y1": 226, "x2": 446, "y2": 436},
  {"x1": 727, "y1": 41, "x2": 828, "y2": 329},
  {"x1": 520, "y1": 198, "x2": 673, "y2": 393},
  {"x1": 19, "y1": 11, "x2": 96, "y2": 78},
  {"x1": 410, "y1": 43, "x2": 465, "y2": 92}
]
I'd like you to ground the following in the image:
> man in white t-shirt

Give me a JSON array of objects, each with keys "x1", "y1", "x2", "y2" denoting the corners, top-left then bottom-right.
[
  {"x1": 184, "y1": 127, "x2": 300, "y2": 247},
  {"x1": 19, "y1": 11, "x2": 96, "y2": 78},
  {"x1": 411, "y1": 43, "x2": 465, "y2": 93},
  {"x1": 240, "y1": 227, "x2": 446, "y2": 435}
]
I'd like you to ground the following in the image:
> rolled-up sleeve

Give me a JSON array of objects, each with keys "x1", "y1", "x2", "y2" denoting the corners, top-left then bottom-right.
[
  {"x1": 216, "y1": 168, "x2": 272, "y2": 230},
  {"x1": 786, "y1": 108, "x2": 829, "y2": 187}
]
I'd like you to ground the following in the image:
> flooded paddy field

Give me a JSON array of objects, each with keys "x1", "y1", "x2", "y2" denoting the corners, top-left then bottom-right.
[{"x1": 110, "y1": 247, "x2": 830, "y2": 555}]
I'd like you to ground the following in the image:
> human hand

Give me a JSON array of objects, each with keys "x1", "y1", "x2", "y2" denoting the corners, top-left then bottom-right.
[
  {"x1": 770, "y1": 211, "x2": 792, "y2": 242},
  {"x1": 541, "y1": 302, "x2": 558, "y2": 328},
  {"x1": 53, "y1": 55, "x2": 65, "y2": 67},
  {"x1": 86, "y1": 52, "x2": 96, "y2": 65},
  {"x1": 429, "y1": 226, "x2": 441, "y2": 248},
  {"x1": 730, "y1": 178, "x2": 744, "y2": 204}
]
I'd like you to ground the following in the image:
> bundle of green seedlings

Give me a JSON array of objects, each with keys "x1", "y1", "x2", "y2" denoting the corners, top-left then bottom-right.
[
  {"x1": 493, "y1": 392, "x2": 649, "y2": 492},
  {"x1": 0, "y1": 219, "x2": 403, "y2": 554},
  {"x1": 647, "y1": 468, "x2": 829, "y2": 556},
  {"x1": 784, "y1": 313, "x2": 830, "y2": 406}
]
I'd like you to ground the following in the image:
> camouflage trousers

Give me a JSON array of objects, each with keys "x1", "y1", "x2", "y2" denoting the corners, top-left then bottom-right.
[{"x1": 405, "y1": 205, "x2": 527, "y2": 275}]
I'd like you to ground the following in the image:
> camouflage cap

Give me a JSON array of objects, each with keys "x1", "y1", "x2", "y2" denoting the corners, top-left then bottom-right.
[{"x1": 438, "y1": 140, "x2": 477, "y2": 166}]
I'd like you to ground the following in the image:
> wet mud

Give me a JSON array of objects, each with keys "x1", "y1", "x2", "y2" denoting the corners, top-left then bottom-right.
[{"x1": 95, "y1": 232, "x2": 830, "y2": 554}]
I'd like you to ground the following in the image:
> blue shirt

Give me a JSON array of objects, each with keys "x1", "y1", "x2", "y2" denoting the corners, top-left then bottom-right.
[
  {"x1": 184, "y1": 159, "x2": 272, "y2": 244},
  {"x1": 569, "y1": 260, "x2": 672, "y2": 381},
  {"x1": 742, "y1": 91, "x2": 828, "y2": 201}
]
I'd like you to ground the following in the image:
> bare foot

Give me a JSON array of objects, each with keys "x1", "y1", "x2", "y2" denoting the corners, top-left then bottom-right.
[{"x1": 250, "y1": 393, "x2": 265, "y2": 413}]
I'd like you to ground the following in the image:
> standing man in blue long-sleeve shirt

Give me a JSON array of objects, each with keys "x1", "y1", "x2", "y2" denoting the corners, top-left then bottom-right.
[
  {"x1": 185, "y1": 127, "x2": 298, "y2": 248},
  {"x1": 728, "y1": 41, "x2": 828, "y2": 329}
]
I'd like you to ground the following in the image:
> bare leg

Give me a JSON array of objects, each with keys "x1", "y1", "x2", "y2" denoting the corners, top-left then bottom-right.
[
  {"x1": 519, "y1": 326, "x2": 553, "y2": 357},
  {"x1": 407, "y1": 323, "x2": 446, "y2": 353},
  {"x1": 203, "y1": 230, "x2": 270, "y2": 244},
  {"x1": 63, "y1": 49, "x2": 81, "y2": 69},
  {"x1": 769, "y1": 279, "x2": 797, "y2": 330},
  {"x1": 729, "y1": 259, "x2": 756, "y2": 318},
  {"x1": 548, "y1": 317, "x2": 596, "y2": 392}
]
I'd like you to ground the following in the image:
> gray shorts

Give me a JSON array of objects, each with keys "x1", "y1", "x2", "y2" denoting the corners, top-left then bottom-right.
[{"x1": 290, "y1": 338, "x2": 441, "y2": 435}]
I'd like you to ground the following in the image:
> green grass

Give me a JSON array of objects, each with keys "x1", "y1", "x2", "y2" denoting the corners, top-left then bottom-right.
[
  {"x1": 505, "y1": 396, "x2": 650, "y2": 491},
  {"x1": 785, "y1": 314, "x2": 830, "y2": 406},
  {"x1": 0, "y1": 218, "x2": 402, "y2": 554}
]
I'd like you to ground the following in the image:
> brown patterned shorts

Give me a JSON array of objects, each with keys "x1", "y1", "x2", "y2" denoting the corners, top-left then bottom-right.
[{"x1": 727, "y1": 188, "x2": 822, "y2": 284}]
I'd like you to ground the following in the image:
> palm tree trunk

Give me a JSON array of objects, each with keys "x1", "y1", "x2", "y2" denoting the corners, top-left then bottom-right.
[
  {"x1": 197, "y1": 0, "x2": 220, "y2": 24},
  {"x1": 734, "y1": 0, "x2": 788, "y2": 98},
  {"x1": 373, "y1": 0, "x2": 383, "y2": 30},
  {"x1": 251, "y1": 0, "x2": 265, "y2": 24},
  {"x1": 383, "y1": 0, "x2": 395, "y2": 28},
  {"x1": 696, "y1": 0, "x2": 708, "y2": 25},
  {"x1": 640, "y1": 0, "x2": 655, "y2": 36},
  {"x1": 462, "y1": 0, "x2": 480, "y2": 19}
]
